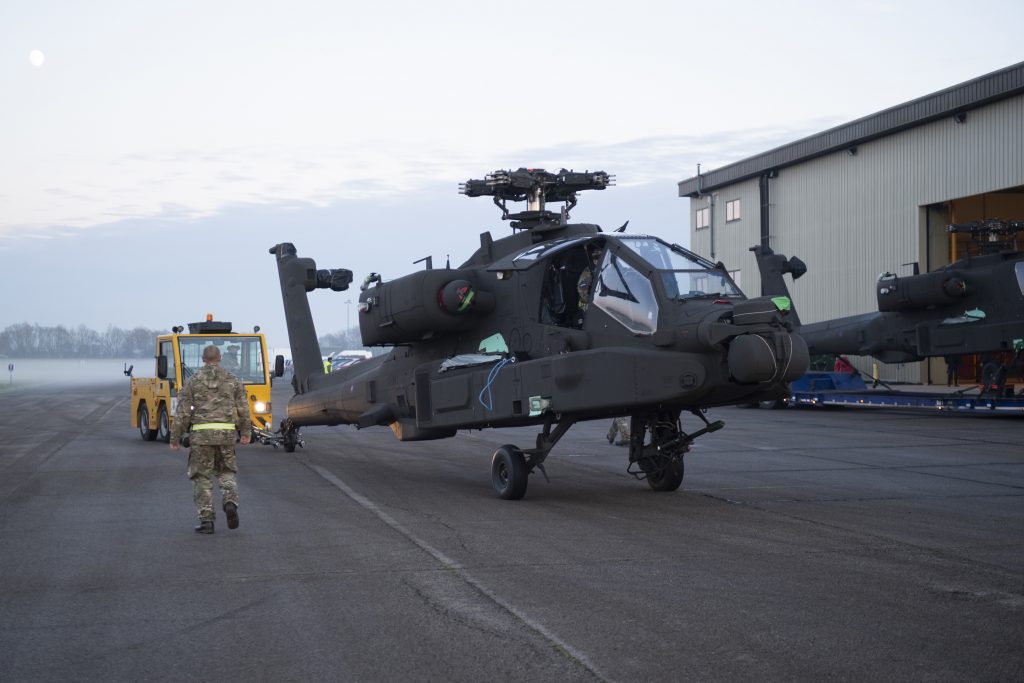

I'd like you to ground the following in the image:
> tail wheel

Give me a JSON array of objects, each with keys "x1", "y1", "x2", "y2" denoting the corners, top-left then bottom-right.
[
  {"x1": 282, "y1": 419, "x2": 298, "y2": 453},
  {"x1": 138, "y1": 403, "x2": 157, "y2": 441},
  {"x1": 491, "y1": 445, "x2": 528, "y2": 500},
  {"x1": 156, "y1": 405, "x2": 171, "y2": 443}
]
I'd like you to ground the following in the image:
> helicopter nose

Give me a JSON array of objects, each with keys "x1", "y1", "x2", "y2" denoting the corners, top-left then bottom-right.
[
  {"x1": 727, "y1": 331, "x2": 808, "y2": 384},
  {"x1": 727, "y1": 334, "x2": 777, "y2": 383}
]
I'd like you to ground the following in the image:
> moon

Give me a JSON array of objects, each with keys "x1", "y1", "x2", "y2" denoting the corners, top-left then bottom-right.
[{"x1": 30, "y1": 50, "x2": 46, "y2": 67}]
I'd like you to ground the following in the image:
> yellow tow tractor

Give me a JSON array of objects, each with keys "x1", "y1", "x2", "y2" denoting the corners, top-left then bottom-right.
[{"x1": 128, "y1": 315, "x2": 292, "y2": 447}]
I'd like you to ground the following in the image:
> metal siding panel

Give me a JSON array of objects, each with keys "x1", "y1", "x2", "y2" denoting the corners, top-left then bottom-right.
[
  {"x1": 687, "y1": 179, "x2": 761, "y2": 293},
  {"x1": 679, "y1": 65, "x2": 1024, "y2": 196}
]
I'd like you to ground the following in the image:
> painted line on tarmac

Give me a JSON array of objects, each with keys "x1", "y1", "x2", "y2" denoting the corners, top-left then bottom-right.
[{"x1": 307, "y1": 462, "x2": 611, "y2": 683}]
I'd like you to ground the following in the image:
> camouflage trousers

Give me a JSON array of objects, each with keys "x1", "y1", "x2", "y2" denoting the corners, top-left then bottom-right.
[
  {"x1": 607, "y1": 417, "x2": 631, "y2": 445},
  {"x1": 188, "y1": 444, "x2": 239, "y2": 522}
]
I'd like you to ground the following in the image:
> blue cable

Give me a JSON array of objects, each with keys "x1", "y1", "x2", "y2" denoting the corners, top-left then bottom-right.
[{"x1": 478, "y1": 358, "x2": 512, "y2": 411}]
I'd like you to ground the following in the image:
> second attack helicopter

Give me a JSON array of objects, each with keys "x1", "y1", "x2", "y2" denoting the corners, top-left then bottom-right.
[
  {"x1": 752, "y1": 218, "x2": 1024, "y2": 365},
  {"x1": 270, "y1": 168, "x2": 809, "y2": 499}
]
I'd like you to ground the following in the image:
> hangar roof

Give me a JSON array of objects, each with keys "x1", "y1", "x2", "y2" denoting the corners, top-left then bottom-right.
[{"x1": 678, "y1": 61, "x2": 1024, "y2": 197}]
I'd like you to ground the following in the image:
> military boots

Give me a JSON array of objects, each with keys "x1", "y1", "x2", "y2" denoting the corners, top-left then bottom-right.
[
  {"x1": 224, "y1": 502, "x2": 239, "y2": 530},
  {"x1": 194, "y1": 520, "x2": 214, "y2": 534}
]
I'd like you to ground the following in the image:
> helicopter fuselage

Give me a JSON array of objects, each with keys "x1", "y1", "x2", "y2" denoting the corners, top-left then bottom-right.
[{"x1": 274, "y1": 223, "x2": 807, "y2": 440}]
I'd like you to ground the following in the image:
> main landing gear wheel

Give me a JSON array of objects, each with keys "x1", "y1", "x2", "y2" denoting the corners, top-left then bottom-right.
[
  {"x1": 641, "y1": 455, "x2": 684, "y2": 492},
  {"x1": 491, "y1": 445, "x2": 528, "y2": 500},
  {"x1": 627, "y1": 410, "x2": 708, "y2": 493},
  {"x1": 138, "y1": 403, "x2": 157, "y2": 441},
  {"x1": 156, "y1": 405, "x2": 171, "y2": 443}
]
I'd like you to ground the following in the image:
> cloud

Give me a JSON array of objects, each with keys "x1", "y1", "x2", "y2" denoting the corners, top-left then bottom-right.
[
  {"x1": 0, "y1": 175, "x2": 697, "y2": 345},
  {"x1": 0, "y1": 122, "x2": 831, "y2": 245},
  {"x1": 0, "y1": 116, "x2": 839, "y2": 349}
]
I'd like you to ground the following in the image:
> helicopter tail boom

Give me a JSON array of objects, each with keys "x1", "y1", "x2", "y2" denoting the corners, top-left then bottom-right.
[{"x1": 269, "y1": 243, "x2": 353, "y2": 393}]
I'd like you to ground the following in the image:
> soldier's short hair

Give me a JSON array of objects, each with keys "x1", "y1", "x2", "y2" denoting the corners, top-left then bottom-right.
[{"x1": 202, "y1": 345, "x2": 222, "y2": 362}]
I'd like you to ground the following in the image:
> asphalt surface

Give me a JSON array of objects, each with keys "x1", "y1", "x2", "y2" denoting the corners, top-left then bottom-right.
[{"x1": 1, "y1": 379, "x2": 1022, "y2": 682}]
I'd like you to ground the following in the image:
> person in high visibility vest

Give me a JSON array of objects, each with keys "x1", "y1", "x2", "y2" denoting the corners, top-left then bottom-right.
[{"x1": 170, "y1": 344, "x2": 250, "y2": 534}]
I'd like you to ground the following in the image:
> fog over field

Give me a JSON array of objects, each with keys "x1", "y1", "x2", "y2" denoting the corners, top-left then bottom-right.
[{"x1": 1, "y1": 358, "x2": 131, "y2": 389}]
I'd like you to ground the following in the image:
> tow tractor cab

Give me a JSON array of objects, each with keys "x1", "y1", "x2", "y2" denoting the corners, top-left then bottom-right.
[{"x1": 130, "y1": 316, "x2": 274, "y2": 443}]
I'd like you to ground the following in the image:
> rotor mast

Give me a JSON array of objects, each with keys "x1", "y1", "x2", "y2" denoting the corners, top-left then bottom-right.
[{"x1": 460, "y1": 168, "x2": 614, "y2": 232}]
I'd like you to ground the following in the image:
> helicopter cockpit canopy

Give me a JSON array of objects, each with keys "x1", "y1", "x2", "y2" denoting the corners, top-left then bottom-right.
[
  {"x1": 487, "y1": 236, "x2": 593, "y2": 271},
  {"x1": 516, "y1": 233, "x2": 744, "y2": 333},
  {"x1": 618, "y1": 236, "x2": 742, "y2": 301}
]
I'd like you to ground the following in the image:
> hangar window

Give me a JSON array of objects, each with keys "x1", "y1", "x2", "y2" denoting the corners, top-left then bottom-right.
[
  {"x1": 726, "y1": 199, "x2": 741, "y2": 222},
  {"x1": 695, "y1": 207, "x2": 710, "y2": 230}
]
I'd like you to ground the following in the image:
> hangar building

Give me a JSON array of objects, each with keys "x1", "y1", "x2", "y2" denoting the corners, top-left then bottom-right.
[{"x1": 679, "y1": 61, "x2": 1024, "y2": 384}]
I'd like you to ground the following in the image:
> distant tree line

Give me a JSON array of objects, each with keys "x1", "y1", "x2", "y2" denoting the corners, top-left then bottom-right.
[
  {"x1": 0, "y1": 323, "x2": 380, "y2": 359},
  {"x1": 0, "y1": 323, "x2": 163, "y2": 358},
  {"x1": 318, "y1": 328, "x2": 363, "y2": 353},
  {"x1": 318, "y1": 328, "x2": 385, "y2": 356}
]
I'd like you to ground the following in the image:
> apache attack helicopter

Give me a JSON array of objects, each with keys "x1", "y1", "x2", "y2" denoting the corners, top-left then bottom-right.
[
  {"x1": 270, "y1": 168, "x2": 808, "y2": 499},
  {"x1": 752, "y1": 218, "x2": 1024, "y2": 364}
]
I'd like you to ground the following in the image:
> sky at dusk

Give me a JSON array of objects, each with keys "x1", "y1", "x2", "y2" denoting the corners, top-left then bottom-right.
[{"x1": 2, "y1": 0, "x2": 1022, "y2": 348}]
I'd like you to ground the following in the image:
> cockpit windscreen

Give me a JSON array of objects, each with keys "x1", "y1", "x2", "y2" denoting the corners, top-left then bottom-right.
[{"x1": 620, "y1": 237, "x2": 743, "y2": 300}]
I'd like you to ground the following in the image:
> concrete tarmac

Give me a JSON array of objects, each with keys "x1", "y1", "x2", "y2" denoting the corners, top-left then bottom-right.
[{"x1": 0, "y1": 379, "x2": 1021, "y2": 681}]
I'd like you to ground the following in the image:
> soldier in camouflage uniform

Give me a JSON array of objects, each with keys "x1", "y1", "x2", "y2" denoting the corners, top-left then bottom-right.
[
  {"x1": 576, "y1": 245, "x2": 602, "y2": 312},
  {"x1": 607, "y1": 416, "x2": 631, "y2": 446},
  {"x1": 574, "y1": 244, "x2": 603, "y2": 327},
  {"x1": 170, "y1": 345, "x2": 251, "y2": 534}
]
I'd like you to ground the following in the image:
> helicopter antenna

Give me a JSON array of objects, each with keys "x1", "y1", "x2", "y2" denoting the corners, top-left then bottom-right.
[{"x1": 459, "y1": 168, "x2": 614, "y2": 232}]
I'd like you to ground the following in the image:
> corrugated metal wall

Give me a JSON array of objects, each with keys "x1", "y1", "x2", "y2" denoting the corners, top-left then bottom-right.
[{"x1": 689, "y1": 94, "x2": 1024, "y2": 382}]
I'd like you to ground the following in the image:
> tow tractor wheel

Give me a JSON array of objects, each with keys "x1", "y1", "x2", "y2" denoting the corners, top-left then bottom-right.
[
  {"x1": 491, "y1": 445, "x2": 528, "y2": 500},
  {"x1": 138, "y1": 403, "x2": 157, "y2": 441},
  {"x1": 156, "y1": 405, "x2": 171, "y2": 443}
]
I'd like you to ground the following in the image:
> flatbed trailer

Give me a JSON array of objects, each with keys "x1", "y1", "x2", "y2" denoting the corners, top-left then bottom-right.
[{"x1": 786, "y1": 372, "x2": 1024, "y2": 414}]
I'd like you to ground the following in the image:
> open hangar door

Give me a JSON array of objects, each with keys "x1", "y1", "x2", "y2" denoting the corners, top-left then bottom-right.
[{"x1": 922, "y1": 185, "x2": 1024, "y2": 387}]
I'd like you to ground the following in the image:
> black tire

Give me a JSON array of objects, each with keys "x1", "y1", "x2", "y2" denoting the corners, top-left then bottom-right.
[
  {"x1": 759, "y1": 399, "x2": 787, "y2": 410},
  {"x1": 283, "y1": 431, "x2": 297, "y2": 453},
  {"x1": 156, "y1": 405, "x2": 171, "y2": 443},
  {"x1": 982, "y1": 362, "x2": 1007, "y2": 395},
  {"x1": 491, "y1": 445, "x2": 528, "y2": 500},
  {"x1": 645, "y1": 459, "x2": 684, "y2": 492},
  {"x1": 138, "y1": 403, "x2": 157, "y2": 441}
]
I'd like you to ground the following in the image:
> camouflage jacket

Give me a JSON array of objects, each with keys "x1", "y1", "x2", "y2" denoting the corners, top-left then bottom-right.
[
  {"x1": 577, "y1": 267, "x2": 594, "y2": 309},
  {"x1": 170, "y1": 364, "x2": 249, "y2": 446}
]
